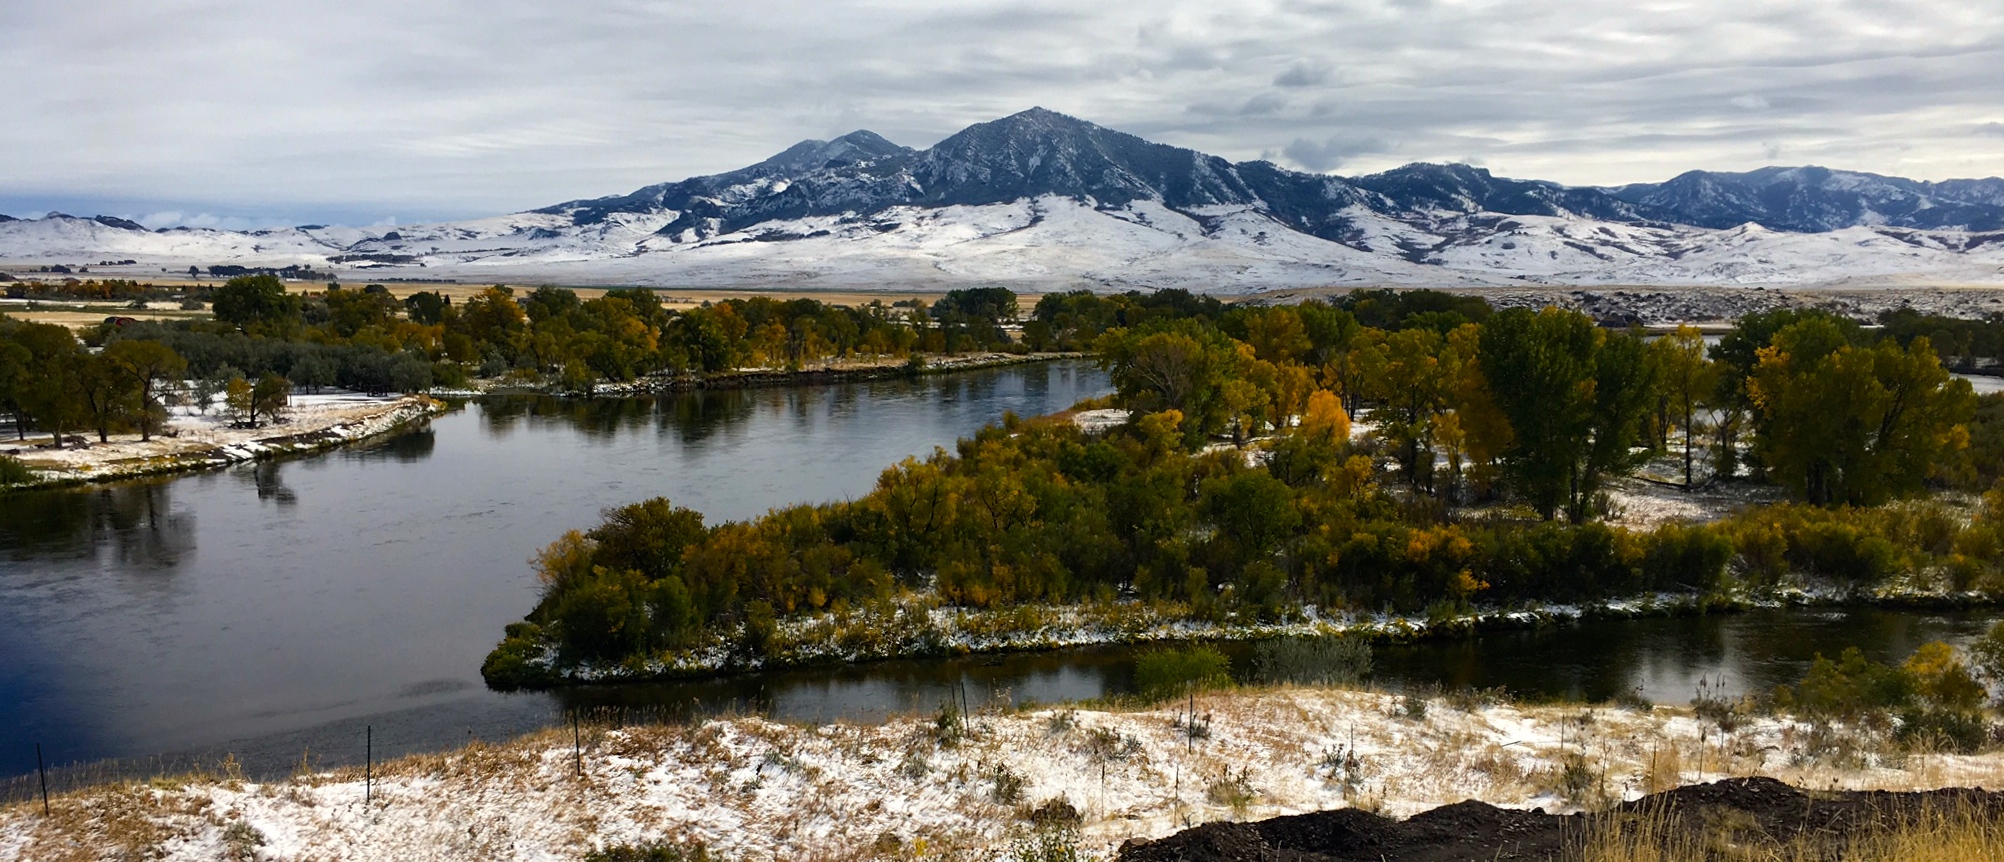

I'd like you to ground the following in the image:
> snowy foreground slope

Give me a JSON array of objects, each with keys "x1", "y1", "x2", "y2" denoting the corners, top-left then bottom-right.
[
  {"x1": 8, "y1": 109, "x2": 2004, "y2": 292},
  {"x1": 4, "y1": 687, "x2": 2001, "y2": 862}
]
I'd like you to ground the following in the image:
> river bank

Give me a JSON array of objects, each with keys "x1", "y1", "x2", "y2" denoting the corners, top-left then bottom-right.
[
  {"x1": 486, "y1": 581, "x2": 2004, "y2": 689},
  {"x1": 3, "y1": 393, "x2": 447, "y2": 491},
  {"x1": 577, "y1": 351, "x2": 1087, "y2": 396},
  {"x1": 3, "y1": 684, "x2": 1998, "y2": 861}
]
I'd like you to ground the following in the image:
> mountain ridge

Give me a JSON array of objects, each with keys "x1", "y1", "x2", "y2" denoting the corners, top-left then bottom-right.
[{"x1": 4, "y1": 107, "x2": 2004, "y2": 292}]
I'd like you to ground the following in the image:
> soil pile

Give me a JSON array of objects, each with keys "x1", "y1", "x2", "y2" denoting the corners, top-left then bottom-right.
[{"x1": 1115, "y1": 777, "x2": 2004, "y2": 862}]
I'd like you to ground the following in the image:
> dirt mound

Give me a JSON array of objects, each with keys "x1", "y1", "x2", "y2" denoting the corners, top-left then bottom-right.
[{"x1": 1115, "y1": 778, "x2": 2004, "y2": 862}]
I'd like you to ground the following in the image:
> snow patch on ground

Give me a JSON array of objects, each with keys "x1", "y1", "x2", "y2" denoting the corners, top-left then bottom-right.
[{"x1": 8, "y1": 391, "x2": 443, "y2": 485}]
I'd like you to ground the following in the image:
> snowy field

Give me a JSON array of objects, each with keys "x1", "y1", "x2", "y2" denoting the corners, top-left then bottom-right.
[{"x1": 2, "y1": 686, "x2": 1999, "y2": 862}]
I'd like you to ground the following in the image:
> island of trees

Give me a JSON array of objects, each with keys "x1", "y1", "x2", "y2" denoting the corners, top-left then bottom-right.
[{"x1": 483, "y1": 290, "x2": 2004, "y2": 688}]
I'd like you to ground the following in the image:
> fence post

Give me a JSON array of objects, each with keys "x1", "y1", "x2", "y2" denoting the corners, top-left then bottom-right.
[
  {"x1": 36, "y1": 743, "x2": 49, "y2": 816},
  {"x1": 365, "y1": 725, "x2": 372, "y2": 805},
  {"x1": 572, "y1": 713, "x2": 582, "y2": 777}
]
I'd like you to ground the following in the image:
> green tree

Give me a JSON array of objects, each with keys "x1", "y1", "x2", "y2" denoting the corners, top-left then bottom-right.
[
  {"x1": 1651, "y1": 325, "x2": 1718, "y2": 487},
  {"x1": 1750, "y1": 322, "x2": 1976, "y2": 506},
  {"x1": 1200, "y1": 469, "x2": 1301, "y2": 562},
  {"x1": 77, "y1": 353, "x2": 140, "y2": 443},
  {"x1": 104, "y1": 339, "x2": 187, "y2": 441},
  {"x1": 1711, "y1": 309, "x2": 1860, "y2": 478},
  {"x1": 1095, "y1": 323, "x2": 1240, "y2": 446},
  {"x1": 1479, "y1": 308, "x2": 1657, "y2": 522},
  {"x1": 12, "y1": 322, "x2": 88, "y2": 447},
  {"x1": 403, "y1": 290, "x2": 450, "y2": 325},
  {"x1": 211, "y1": 274, "x2": 301, "y2": 330},
  {"x1": 0, "y1": 331, "x2": 32, "y2": 441},
  {"x1": 251, "y1": 373, "x2": 291, "y2": 426}
]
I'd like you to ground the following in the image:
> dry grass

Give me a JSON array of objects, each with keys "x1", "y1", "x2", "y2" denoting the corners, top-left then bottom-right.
[{"x1": 1571, "y1": 798, "x2": 2004, "y2": 862}]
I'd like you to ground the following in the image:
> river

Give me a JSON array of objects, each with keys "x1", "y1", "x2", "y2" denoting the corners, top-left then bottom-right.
[{"x1": 0, "y1": 359, "x2": 1997, "y2": 789}]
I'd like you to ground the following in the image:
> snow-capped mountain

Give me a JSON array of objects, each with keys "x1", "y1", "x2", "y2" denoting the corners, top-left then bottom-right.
[{"x1": 6, "y1": 108, "x2": 2004, "y2": 292}]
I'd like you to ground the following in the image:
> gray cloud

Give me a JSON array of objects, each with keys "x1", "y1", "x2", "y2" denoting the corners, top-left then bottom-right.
[
  {"x1": 3, "y1": 0, "x2": 2002, "y2": 225},
  {"x1": 1282, "y1": 135, "x2": 1394, "y2": 171}
]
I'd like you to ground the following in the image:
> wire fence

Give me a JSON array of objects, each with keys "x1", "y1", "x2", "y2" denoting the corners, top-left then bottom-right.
[{"x1": 0, "y1": 699, "x2": 787, "y2": 808}]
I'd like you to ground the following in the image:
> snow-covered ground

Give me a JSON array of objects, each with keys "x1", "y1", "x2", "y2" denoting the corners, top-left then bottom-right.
[
  {"x1": 3, "y1": 686, "x2": 1997, "y2": 861},
  {"x1": 10, "y1": 198, "x2": 2004, "y2": 294},
  {"x1": 7, "y1": 391, "x2": 443, "y2": 486}
]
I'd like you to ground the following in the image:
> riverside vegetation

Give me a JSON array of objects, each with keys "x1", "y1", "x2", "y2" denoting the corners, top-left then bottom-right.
[
  {"x1": 0, "y1": 274, "x2": 1086, "y2": 484},
  {"x1": 483, "y1": 292, "x2": 2004, "y2": 688}
]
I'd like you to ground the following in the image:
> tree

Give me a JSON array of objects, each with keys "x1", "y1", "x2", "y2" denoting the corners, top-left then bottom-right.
[
  {"x1": 12, "y1": 322, "x2": 88, "y2": 447},
  {"x1": 0, "y1": 333, "x2": 31, "y2": 441},
  {"x1": 78, "y1": 353, "x2": 140, "y2": 443},
  {"x1": 1651, "y1": 326, "x2": 1717, "y2": 487},
  {"x1": 1353, "y1": 327, "x2": 1452, "y2": 491},
  {"x1": 403, "y1": 290, "x2": 450, "y2": 325},
  {"x1": 1479, "y1": 308, "x2": 1658, "y2": 522},
  {"x1": 225, "y1": 377, "x2": 255, "y2": 426},
  {"x1": 211, "y1": 274, "x2": 300, "y2": 331},
  {"x1": 1095, "y1": 323, "x2": 1240, "y2": 446},
  {"x1": 1750, "y1": 322, "x2": 1976, "y2": 506},
  {"x1": 252, "y1": 373, "x2": 291, "y2": 426},
  {"x1": 1712, "y1": 309, "x2": 1860, "y2": 479},
  {"x1": 104, "y1": 339, "x2": 187, "y2": 441}
]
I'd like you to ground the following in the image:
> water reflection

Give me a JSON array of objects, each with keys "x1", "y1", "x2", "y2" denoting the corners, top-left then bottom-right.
[
  {"x1": 245, "y1": 462, "x2": 298, "y2": 506},
  {"x1": 350, "y1": 427, "x2": 437, "y2": 463},
  {"x1": 0, "y1": 481, "x2": 196, "y2": 570},
  {"x1": 0, "y1": 361, "x2": 1116, "y2": 777}
]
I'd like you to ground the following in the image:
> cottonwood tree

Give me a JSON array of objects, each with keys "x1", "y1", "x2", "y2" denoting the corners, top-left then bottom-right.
[
  {"x1": 1479, "y1": 308, "x2": 1659, "y2": 523},
  {"x1": 1650, "y1": 326, "x2": 1718, "y2": 488},
  {"x1": 0, "y1": 334, "x2": 31, "y2": 441},
  {"x1": 251, "y1": 373, "x2": 291, "y2": 426},
  {"x1": 12, "y1": 322, "x2": 88, "y2": 447},
  {"x1": 211, "y1": 274, "x2": 301, "y2": 332},
  {"x1": 1750, "y1": 319, "x2": 1976, "y2": 506},
  {"x1": 78, "y1": 354, "x2": 139, "y2": 443},
  {"x1": 104, "y1": 339, "x2": 187, "y2": 440}
]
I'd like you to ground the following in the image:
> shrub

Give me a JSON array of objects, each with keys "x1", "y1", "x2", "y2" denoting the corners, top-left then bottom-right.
[
  {"x1": 0, "y1": 455, "x2": 33, "y2": 486},
  {"x1": 990, "y1": 763, "x2": 1026, "y2": 804},
  {"x1": 1896, "y1": 708, "x2": 1989, "y2": 753},
  {"x1": 1788, "y1": 519, "x2": 1899, "y2": 582},
  {"x1": 480, "y1": 624, "x2": 554, "y2": 690},
  {"x1": 583, "y1": 842, "x2": 712, "y2": 862},
  {"x1": 1638, "y1": 522, "x2": 1735, "y2": 591},
  {"x1": 1008, "y1": 824, "x2": 1095, "y2": 862},
  {"x1": 1251, "y1": 636, "x2": 1372, "y2": 687},
  {"x1": 1132, "y1": 645, "x2": 1231, "y2": 701},
  {"x1": 1774, "y1": 647, "x2": 1913, "y2": 721},
  {"x1": 1973, "y1": 621, "x2": 2004, "y2": 701}
]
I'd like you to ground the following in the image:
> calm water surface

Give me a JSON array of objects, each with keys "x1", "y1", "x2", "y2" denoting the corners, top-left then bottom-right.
[
  {"x1": 0, "y1": 359, "x2": 1997, "y2": 786},
  {"x1": 0, "y1": 362, "x2": 1109, "y2": 778}
]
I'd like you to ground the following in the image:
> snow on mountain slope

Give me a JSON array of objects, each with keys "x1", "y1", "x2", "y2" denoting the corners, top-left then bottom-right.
[
  {"x1": 0, "y1": 215, "x2": 351, "y2": 266},
  {"x1": 7, "y1": 108, "x2": 2004, "y2": 292}
]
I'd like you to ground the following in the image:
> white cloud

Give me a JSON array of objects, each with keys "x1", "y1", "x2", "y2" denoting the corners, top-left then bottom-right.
[
  {"x1": 1, "y1": 0, "x2": 2001, "y2": 224},
  {"x1": 138, "y1": 211, "x2": 182, "y2": 229}
]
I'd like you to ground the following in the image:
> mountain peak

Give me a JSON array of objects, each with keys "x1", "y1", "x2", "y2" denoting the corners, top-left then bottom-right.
[{"x1": 755, "y1": 130, "x2": 910, "y2": 174}]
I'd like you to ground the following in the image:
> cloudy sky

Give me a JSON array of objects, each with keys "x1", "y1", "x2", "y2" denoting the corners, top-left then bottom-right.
[{"x1": 4, "y1": 0, "x2": 2002, "y2": 228}]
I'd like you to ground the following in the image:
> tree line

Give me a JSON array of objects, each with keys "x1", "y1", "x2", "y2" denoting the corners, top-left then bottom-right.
[
  {"x1": 485, "y1": 298, "x2": 2002, "y2": 684},
  {"x1": 2, "y1": 275, "x2": 1048, "y2": 449}
]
